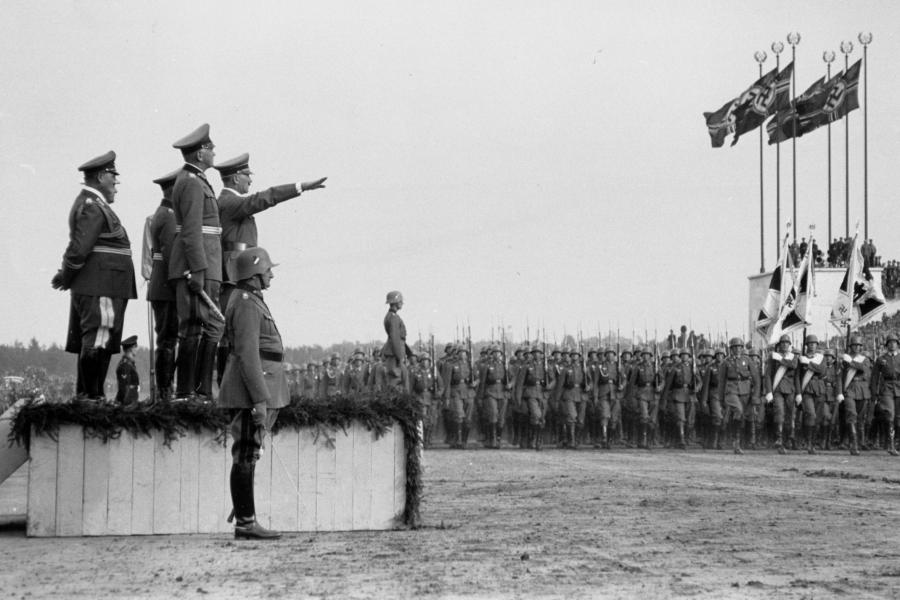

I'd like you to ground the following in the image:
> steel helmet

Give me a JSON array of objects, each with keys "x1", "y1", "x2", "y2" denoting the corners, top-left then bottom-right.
[
  {"x1": 886, "y1": 331, "x2": 900, "y2": 344},
  {"x1": 805, "y1": 334, "x2": 819, "y2": 345},
  {"x1": 385, "y1": 290, "x2": 403, "y2": 304},
  {"x1": 849, "y1": 335, "x2": 864, "y2": 347},
  {"x1": 729, "y1": 337, "x2": 743, "y2": 347},
  {"x1": 232, "y1": 247, "x2": 276, "y2": 281}
]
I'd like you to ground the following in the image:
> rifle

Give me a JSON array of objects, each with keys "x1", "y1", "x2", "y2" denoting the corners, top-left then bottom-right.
[
  {"x1": 542, "y1": 328, "x2": 549, "y2": 384},
  {"x1": 430, "y1": 334, "x2": 437, "y2": 393},
  {"x1": 501, "y1": 330, "x2": 510, "y2": 387},
  {"x1": 579, "y1": 331, "x2": 587, "y2": 385},
  {"x1": 467, "y1": 323, "x2": 475, "y2": 385},
  {"x1": 616, "y1": 327, "x2": 621, "y2": 381}
]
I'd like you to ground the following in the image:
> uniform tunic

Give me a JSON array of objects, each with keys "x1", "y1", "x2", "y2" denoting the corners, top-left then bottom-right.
[
  {"x1": 514, "y1": 360, "x2": 548, "y2": 426},
  {"x1": 382, "y1": 310, "x2": 411, "y2": 392},
  {"x1": 115, "y1": 356, "x2": 140, "y2": 403},
  {"x1": 717, "y1": 353, "x2": 758, "y2": 423},
  {"x1": 871, "y1": 351, "x2": 900, "y2": 424},
  {"x1": 629, "y1": 361, "x2": 659, "y2": 426},
  {"x1": 841, "y1": 353, "x2": 871, "y2": 426},
  {"x1": 797, "y1": 353, "x2": 826, "y2": 427},
  {"x1": 476, "y1": 359, "x2": 507, "y2": 426},
  {"x1": 147, "y1": 198, "x2": 178, "y2": 348},
  {"x1": 764, "y1": 352, "x2": 799, "y2": 426}
]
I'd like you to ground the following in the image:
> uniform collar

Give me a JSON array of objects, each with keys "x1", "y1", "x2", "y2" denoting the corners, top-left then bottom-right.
[
  {"x1": 183, "y1": 163, "x2": 208, "y2": 178},
  {"x1": 82, "y1": 185, "x2": 109, "y2": 206},
  {"x1": 223, "y1": 187, "x2": 248, "y2": 197}
]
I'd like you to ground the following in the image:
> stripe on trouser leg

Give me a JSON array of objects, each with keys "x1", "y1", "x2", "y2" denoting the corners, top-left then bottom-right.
[{"x1": 95, "y1": 296, "x2": 115, "y2": 348}]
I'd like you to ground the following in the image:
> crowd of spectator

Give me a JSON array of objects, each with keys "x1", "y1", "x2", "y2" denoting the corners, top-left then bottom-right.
[{"x1": 787, "y1": 237, "x2": 880, "y2": 269}]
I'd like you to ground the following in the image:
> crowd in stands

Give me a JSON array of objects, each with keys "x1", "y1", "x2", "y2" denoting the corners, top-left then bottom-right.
[{"x1": 787, "y1": 237, "x2": 880, "y2": 269}]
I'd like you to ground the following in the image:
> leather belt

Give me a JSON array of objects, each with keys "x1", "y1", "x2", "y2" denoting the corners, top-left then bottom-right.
[
  {"x1": 174, "y1": 225, "x2": 222, "y2": 235},
  {"x1": 152, "y1": 253, "x2": 163, "y2": 261},
  {"x1": 224, "y1": 242, "x2": 252, "y2": 251},
  {"x1": 259, "y1": 350, "x2": 283, "y2": 362},
  {"x1": 92, "y1": 246, "x2": 132, "y2": 256}
]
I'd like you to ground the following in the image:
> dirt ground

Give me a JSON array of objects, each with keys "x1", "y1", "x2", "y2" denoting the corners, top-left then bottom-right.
[{"x1": 3, "y1": 445, "x2": 900, "y2": 599}]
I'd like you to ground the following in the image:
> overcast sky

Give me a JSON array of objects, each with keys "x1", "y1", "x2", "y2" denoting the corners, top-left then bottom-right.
[{"x1": 1, "y1": 1, "x2": 898, "y2": 349}]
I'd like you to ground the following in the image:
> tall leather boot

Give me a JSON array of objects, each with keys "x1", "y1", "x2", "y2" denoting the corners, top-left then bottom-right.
[
  {"x1": 455, "y1": 422, "x2": 464, "y2": 449},
  {"x1": 174, "y1": 336, "x2": 199, "y2": 399},
  {"x1": 231, "y1": 463, "x2": 280, "y2": 540},
  {"x1": 95, "y1": 349, "x2": 111, "y2": 400},
  {"x1": 715, "y1": 426, "x2": 724, "y2": 450},
  {"x1": 849, "y1": 423, "x2": 860, "y2": 456},
  {"x1": 602, "y1": 424, "x2": 610, "y2": 450},
  {"x1": 775, "y1": 424, "x2": 786, "y2": 455},
  {"x1": 78, "y1": 348, "x2": 101, "y2": 399},
  {"x1": 216, "y1": 345, "x2": 230, "y2": 388},
  {"x1": 570, "y1": 424, "x2": 578, "y2": 450},
  {"x1": 677, "y1": 424, "x2": 687, "y2": 449},
  {"x1": 789, "y1": 417, "x2": 798, "y2": 451},
  {"x1": 806, "y1": 425, "x2": 817, "y2": 455},
  {"x1": 534, "y1": 425, "x2": 543, "y2": 451},
  {"x1": 823, "y1": 425, "x2": 832, "y2": 451},
  {"x1": 640, "y1": 424, "x2": 649, "y2": 450},
  {"x1": 462, "y1": 423, "x2": 470, "y2": 447},
  {"x1": 155, "y1": 346, "x2": 173, "y2": 402},
  {"x1": 194, "y1": 337, "x2": 219, "y2": 400},
  {"x1": 749, "y1": 419, "x2": 758, "y2": 450},
  {"x1": 888, "y1": 425, "x2": 899, "y2": 456},
  {"x1": 733, "y1": 422, "x2": 743, "y2": 455}
]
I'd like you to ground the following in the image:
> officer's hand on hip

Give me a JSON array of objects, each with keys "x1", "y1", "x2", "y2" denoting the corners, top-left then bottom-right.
[{"x1": 300, "y1": 177, "x2": 327, "y2": 192}]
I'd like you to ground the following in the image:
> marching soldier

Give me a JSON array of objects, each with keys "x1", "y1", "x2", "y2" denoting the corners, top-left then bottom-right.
[
  {"x1": 870, "y1": 331, "x2": 900, "y2": 456},
  {"x1": 146, "y1": 169, "x2": 180, "y2": 401},
  {"x1": 662, "y1": 348, "x2": 695, "y2": 449},
  {"x1": 442, "y1": 345, "x2": 472, "y2": 448},
  {"x1": 513, "y1": 346, "x2": 549, "y2": 450},
  {"x1": 412, "y1": 352, "x2": 444, "y2": 448},
  {"x1": 701, "y1": 347, "x2": 725, "y2": 449},
  {"x1": 168, "y1": 124, "x2": 223, "y2": 401},
  {"x1": 553, "y1": 348, "x2": 591, "y2": 449},
  {"x1": 764, "y1": 334, "x2": 799, "y2": 454},
  {"x1": 819, "y1": 349, "x2": 840, "y2": 450},
  {"x1": 383, "y1": 290, "x2": 412, "y2": 393},
  {"x1": 840, "y1": 334, "x2": 871, "y2": 455},
  {"x1": 52, "y1": 151, "x2": 137, "y2": 400},
  {"x1": 475, "y1": 346, "x2": 508, "y2": 449},
  {"x1": 509, "y1": 347, "x2": 529, "y2": 447},
  {"x1": 342, "y1": 349, "x2": 368, "y2": 395},
  {"x1": 745, "y1": 347, "x2": 763, "y2": 449},
  {"x1": 319, "y1": 353, "x2": 343, "y2": 398},
  {"x1": 618, "y1": 347, "x2": 636, "y2": 446},
  {"x1": 628, "y1": 347, "x2": 659, "y2": 449},
  {"x1": 115, "y1": 335, "x2": 140, "y2": 404},
  {"x1": 717, "y1": 337, "x2": 759, "y2": 455},
  {"x1": 594, "y1": 348, "x2": 619, "y2": 449},
  {"x1": 219, "y1": 247, "x2": 286, "y2": 540},
  {"x1": 797, "y1": 335, "x2": 826, "y2": 455},
  {"x1": 214, "y1": 152, "x2": 326, "y2": 382}
]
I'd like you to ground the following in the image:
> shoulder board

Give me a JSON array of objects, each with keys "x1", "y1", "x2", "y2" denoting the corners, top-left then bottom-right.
[{"x1": 241, "y1": 292, "x2": 249, "y2": 300}]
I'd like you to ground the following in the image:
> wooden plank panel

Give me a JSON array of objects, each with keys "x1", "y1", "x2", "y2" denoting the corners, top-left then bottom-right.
[
  {"x1": 269, "y1": 429, "x2": 299, "y2": 532},
  {"x1": 351, "y1": 425, "x2": 373, "y2": 530},
  {"x1": 314, "y1": 428, "x2": 337, "y2": 531},
  {"x1": 370, "y1": 424, "x2": 395, "y2": 529},
  {"x1": 55, "y1": 426, "x2": 85, "y2": 537},
  {"x1": 179, "y1": 434, "x2": 200, "y2": 533},
  {"x1": 130, "y1": 434, "x2": 155, "y2": 534},
  {"x1": 106, "y1": 433, "x2": 134, "y2": 535},
  {"x1": 393, "y1": 422, "x2": 407, "y2": 523},
  {"x1": 332, "y1": 426, "x2": 354, "y2": 531},
  {"x1": 27, "y1": 429, "x2": 58, "y2": 537},
  {"x1": 297, "y1": 427, "x2": 317, "y2": 531},
  {"x1": 152, "y1": 436, "x2": 181, "y2": 534},
  {"x1": 81, "y1": 436, "x2": 110, "y2": 536},
  {"x1": 197, "y1": 434, "x2": 228, "y2": 533},
  {"x1": 255, "y1": 434, "x2": 273, "y2": 529}
]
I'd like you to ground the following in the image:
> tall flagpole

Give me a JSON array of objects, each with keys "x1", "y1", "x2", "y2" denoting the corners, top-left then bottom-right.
[
  {"x1": 824, "y1": 50, "x2": 835, "y2": 245},
  {"x1": 772, "y1": 41, "x2": 784, "y2": 259},
  {"x1": 859, "y1": 32, "x2": 872, "y2": 241},
  {"x1": 840, "y1": 40, "x2": 854, "y2": 238},
  {"x1": 787, "y1": 32, "x2": 801, "y2": 243},
  {"x1": 755, "y1": 50, "x2": 767, "y2": 273}
]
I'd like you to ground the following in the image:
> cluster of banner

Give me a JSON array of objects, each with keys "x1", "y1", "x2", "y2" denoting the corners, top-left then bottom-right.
[
  {"x1": 755, "y1": 231, "x2": 885, "y2": 343},
  {"x1": 704, "y1": 59, "x2": 862, "y2": 149}
]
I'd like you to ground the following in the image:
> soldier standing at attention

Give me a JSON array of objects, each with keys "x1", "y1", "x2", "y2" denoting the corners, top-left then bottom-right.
[
  {"x1": 52, "y1": 151, "x2": 137, "y2": 400},
  {"x1": 764, "y1": 335, "x2": 799, "y2": 454},
  {"x1": 146, "y1": 169, "x2": 180, "y2": 401},
  {"x1": 115, "y1": 335, "x2": 140, "y2": 404},
  {"x1": 168, "y1": 124, "x2": 223, "y2": 401},
  {"x1": 342, "y1": 349, "x2": 368, "y2": 396},
  {"x1": 870, "y1": 331, "x2": 900, "y2": 456},
  {"x1": 717, "y1": 338, "x2": 758, "y2": 455},
  {"x1": 796, "y1": 335, "x2": 826, "y2": 455},
  {"x1": 383, "y1": 290, "x2": 412, "y2": 393},
  {"x1": 213, "y1": 152, "x2": 326, "y2": 382},
  {"x1": 840, "y1": 335, "x2": 871, "y2": 455},
  {"x1": 219, "y1": 247, "x2": 286, "y2": 540}
]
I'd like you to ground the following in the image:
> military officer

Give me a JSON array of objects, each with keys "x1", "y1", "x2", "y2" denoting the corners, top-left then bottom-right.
[
  {"x1": 839, "y1": 334, "x2": 871, "y2": 455},
  {"x1": 764, "y1": 334, "x2": 799, "y2": 454},
  {"x1": 214, "y1": 153, "x2": 326, "y2": 382},
  {"x1": 383, "y1": 291, "x2": 412, "y2": 393},
  {"x1": 168, "y1": 124, "x2": 223, "y2": 401},
  {"x1": 219, "y1": 247, "x2": 286, "y2": 540},
  {"x1": 717, "y1": 337, "x2": 759, "y2": 455},
  {"x1": 146, "y1": 169, "x2": 181, "y2": 401},
  {"x1": 870, "y1": 331, "x2": 900, "y2": 456},
  {"x1": 796, "y1": 335, "x2": 826, "y2": 455},
  {"x1": 115, "y1": 335, "x2": 140, "y2": 404},
  {"x1": 475, "y1": 346, "x2": 508, "y2": 449},
  {"x1": 52, "y1": 151, "x2": 137, "y2": 400}
]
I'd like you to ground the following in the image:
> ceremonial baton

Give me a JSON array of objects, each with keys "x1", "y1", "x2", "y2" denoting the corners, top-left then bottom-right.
[{"x1": 199, "y1": 290, "x2": 226, "y2": 322}]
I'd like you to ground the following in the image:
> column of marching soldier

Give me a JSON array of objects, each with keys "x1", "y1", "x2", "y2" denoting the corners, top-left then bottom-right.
[
  {"x1": 52, "y1": 124, "x2": 326, "y2": 539},
  {"x1": 288, "y1": 332, "x2": 900, "y2": 457}
]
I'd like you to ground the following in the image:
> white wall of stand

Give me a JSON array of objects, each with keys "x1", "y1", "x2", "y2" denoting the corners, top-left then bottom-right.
[{"x1": 27, "y1": 421, "x2": 407, "y2": 537}]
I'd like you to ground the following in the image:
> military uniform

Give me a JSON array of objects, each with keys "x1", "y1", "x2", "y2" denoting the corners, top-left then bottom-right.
[
  {"x1": 342, "y1": 350, "x2": 368, "y2": 396},
  {"x1": 840, "y1": 337, "x2": 871, "y2": 455},
  {"x1": 662, "y1": 350, "x2": 696, "y2": 449},
  {"x1": 763, "y1": 337, "x2": 800, "y2": 452},
  {"x1": 442, "y1": 351, "x2": 474, "y2": 448},
  {"x1": 593, "y1": 350, "x2": 619, "y2": 449},
  {"x1": 701, "y1": 349, "x2": 725, "y2": 449},
  {"x1": 817, "y1": 351, "x2": 840, "y2": 449},
  {"x1": 796, "y1": 338, "x2": 826, "y2": 454},
  {"x1": 717, "y1": 339, "x2": 759, "y2": 454},
  {"x1": 146, "y1": 169, "x2": 180, "y2": 400},
  {"x1": 513, "y1": 348, "x2": 549, "y2": 450},
  {"x1": 628, "y1": 349, "x2": 659, "y2": 449},
  {"x1": 382, "y1": 291, "x2": 412, "y2": 393},
  {"x1": 870, "y1": 334, "x2": 900, "y2": 455},
  {"x1": 475, "y1": 349, "x2": 508, "y2": 448},
  {"x1": 412, "y1": 356, "x2": 444, "y2": 448},
  {"x1": 53, "y1": 151, "x2": 137, "y2": 399},
  {"x1": 169, "y1": 124, "x2": 224, "y2": 400},
  {"x1": 115, "y1": 335, "x2": 140, "y2": 404},
  {"x1": 319, "y1": 355, "x2": 343, "y2": 398}
]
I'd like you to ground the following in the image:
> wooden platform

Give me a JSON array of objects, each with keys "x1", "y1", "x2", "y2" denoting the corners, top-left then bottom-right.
[{"x1": 27, "y1": 422, "x2": 407, "y2": 537}]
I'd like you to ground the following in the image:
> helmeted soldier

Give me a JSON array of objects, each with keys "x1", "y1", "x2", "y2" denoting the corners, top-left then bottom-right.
[
  {"x1": 115, "y1": 335, "x2": 140, "y2": 404},
  {"x1": 745, "y1": 347, "x2": 763, "y2": 449},
  {"x1": 442, "y1": 345, "x2": 473, "y2": 448},
  {"x1": 52, "y1": 151, "x2": 137, "y2": 399},
  {"x1": 475, "y1": 346, "x2": 508, "y2": 448},
  {"x1": 342, "y1": 349, "x2": 368, "y2": 395},
  {"x1": 319, "y1": 353, "x2": 342, "y2": 398},
  {"x1": 169, "y1": 124, "x2": 224, "y2": 401},
  {"x1": 593, "y1": 348, "x2": 619, "y2": 449},
  {"x1": 219, "y1": 247, "x2": 286, "y2": 540},
  {"x1": 796, "y1": 335, "x2": 826, "y2": 454},
  {"x1": 513, "y1": 346, "x2": 549, "y2": 450},
  {"x1": 146, "y1": 168, "x2": 180, "y2": 400},
  {"x1": 382, "y1": 290, "x2": 412, "y2": 393},
  {"x1": 412, "y1": 352, "x2": 444, "y2": 448},
  {"x1": 553, "y1": 348, "x2": 591, "y2": 449},
  {"x1": 662, "y1": 348, "x2": 696, "y2": 449},
  {"x1": 764, "y1": 334, "x2": 800, "y2": 453},
  {"x1": 367, "y1": 348, "x2": 388, "y2": 393},
  {"x1": 628, "y1": 347, "x2": 660, "y2": 449},
  {"x1": 840, "y1": 334, "x2": 871, "y2": 455},
  {"x1": 870, "y1": 330, "x2": 900, "y2": 456},
  {"x1": 717, "y1": 337, "x2": 759, "y2": 454},
  {"x1": 214, "y1": 152, "x2": 326, "y2": 382},
  {"x1": 701, "y1": 347, "x2": 726, "y2": 449}
]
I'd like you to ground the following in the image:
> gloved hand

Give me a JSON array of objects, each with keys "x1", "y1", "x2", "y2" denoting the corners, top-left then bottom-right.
[
  {"x1": 794, "y1": 394, "x2": 802, "y2": 406},
  {"x1": 837, "y1": 394, "x2": 845, "y2": 403},
  {"x1": 300, "y1": 177, "x2": 327, "y2": 192},
  {"x1": 841, "y1": 354, "x2": 853, "y2": 363},
  {"x1": 765, "y1": 392, "x2": 773, "y2": 403},
  {"x1": 771, "y1": 351, "x2": 783, "y2": 361},
  {"x1": 799, "y1": 355, "x2": 810, "y2": 364},
  {"x1": 187, "y1": 270, "x2": 205, "y2": 294},
  {"x1": 51, "y1": 270, "x2": 67, "y2": 290},
  {"x1": 251, "y1": 401, "x2": 268, "y2": 430}
]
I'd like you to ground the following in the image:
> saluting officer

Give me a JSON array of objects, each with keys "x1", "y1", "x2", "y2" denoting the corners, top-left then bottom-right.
[
  {"x1": 169, "y1": 124, "x2": 223, "y2": 401},
  {"x1": 52, "y1": 151, "x2": 137, "y2": 400},
  {"x1": 115, "y1": 335, "x2": 140, "y2": 404},
  {"x1": 764, "y1": 334, "x2": 799, "y2": 454},
  {"x1": 839, "y1": 334, "x2": 871, "y2": 455},
  {"x1": 383, "y1": 290, "x2": 412, "y2": 393},
  {"x1": 870, "y1": 331, "x2": 900, "y2": 456},
  {"x1": 146, "y1": 169, "x2": 180, "y2": 400},
  {"x1": 219, "y1": 247, "x2": 286, "y2": 540},
  {"x1": 213, "y1": 152, "x2": 326, "y2": 381},
  {"x1": 717, "y1": 337, "x2": 759, "y2": 455},
  {"x1": 796, "y1": 335, "x2": 826, "y2": 455}
]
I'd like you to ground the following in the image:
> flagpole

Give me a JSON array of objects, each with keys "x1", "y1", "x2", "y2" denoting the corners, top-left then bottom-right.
[
  {"x1": 823, "y1": 50, "x2": 835, "y2": 246},
  {"x1": 858, "y1": 32, "x2": 872, "y2": 241},
  {"x1": 771, "y1": 41, "x2": 784, "y2": 259},
  {"x1": 787, "y1": 32, "x2": 801, "y2": 243},
  {"x1": 840, "y1": 40, "x2": 854, "y2": 238},
  {"x1": 755, "y1": 50, "x2": 767, "y2": 273}
]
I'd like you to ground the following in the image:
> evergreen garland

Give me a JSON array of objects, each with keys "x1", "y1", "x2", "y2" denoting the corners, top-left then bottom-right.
[{"x1": 9, "y1": 392, "x2": 423, "y2": 528}]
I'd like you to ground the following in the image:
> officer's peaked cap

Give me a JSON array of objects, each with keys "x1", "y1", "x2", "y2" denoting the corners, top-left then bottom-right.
[
  {"x1": 172, "y1": 123, "x2": 211, "y2": 152},
  {"x1": 78, "y1": 150, "x2": 118, "y2": 176},
  {"x1": 214, "y1": 153, "x2": 251, "y2": 177},
  {"x1": 152, "y1": 168, "x2": 181, "y2": 190}
]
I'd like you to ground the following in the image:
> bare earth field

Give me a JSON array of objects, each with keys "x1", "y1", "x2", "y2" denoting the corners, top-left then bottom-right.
[{"x1": 3, "y1": 446, "x2": 900, "y2": 599}]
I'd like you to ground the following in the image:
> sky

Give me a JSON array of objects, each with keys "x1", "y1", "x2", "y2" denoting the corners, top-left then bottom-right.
[{"x1": 1, "y1": 0, "x2": 898, "y2": 349}]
